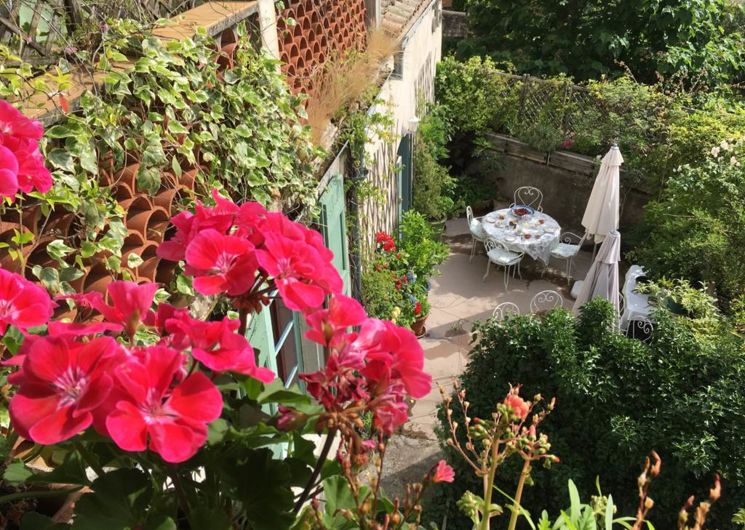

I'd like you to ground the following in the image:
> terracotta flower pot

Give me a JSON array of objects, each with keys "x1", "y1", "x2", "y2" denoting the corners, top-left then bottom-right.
[
  {"x1": 220, "y1": 27, "x2": 238, "y2": 48},
  {"x1": 112, "y1": 163, "x2": 140, "y2": 194},
  {"x1": 83, "y1": 263, "x2": 113, "y2": 294},
  {"x1": 155, "y1": 259, "x2": 178, "y2": 285},
  {"x1": 137, "y1": 256, "x2": 160, "y2": 282},
  {"x1": 411, "y1": 315, "x2": 428, "y2": 338}
]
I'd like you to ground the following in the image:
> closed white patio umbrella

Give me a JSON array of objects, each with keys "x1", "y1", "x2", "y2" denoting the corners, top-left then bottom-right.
[
  {"x1": 582, "y1": 144, "x2": 623, "y2": 243},
  {"x1": 573, "y1": 230, "x2": 621, "y2": 317}
]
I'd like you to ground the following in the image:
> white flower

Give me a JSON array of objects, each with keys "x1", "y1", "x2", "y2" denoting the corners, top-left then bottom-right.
[
  {"x1": 731, "y1": 156, "x2": 740, "y2": 167},
  {"x1": 711, "y1": 146, "x2": 720, "y2": 157},
  {"x1": 720, "y1": 140, "x2": 730, "y2": 151}
]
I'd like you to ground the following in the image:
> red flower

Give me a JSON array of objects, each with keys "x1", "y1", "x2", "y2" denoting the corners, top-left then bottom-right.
[
  {"x1": 504, "y1": 387, "x2": 530, "y2": 420},
  {"x1": 414, "y1": 301, "x2": 422, "y2": 316},
  {"x1": 0, "y1": 268, "x2": 54, "y2": 334},
  {"x1": 356, "y1": 319, "x2": 431, "y2": 399},
  {"x1": 0, "y1": 100, "x2": 44, "y2": 140},
  {"x1": 0, "y1": 145, "x2": 19, "y2": 199},
  {"x1": 305, "y1": 294, "x2": 367, "y2": 347},
  {"x1": 157, "y1": 196, "x2": 236, "y2": 262},
  {"x1": 9, "y1": 336, "x2": 124, "y2": 444},
  {"x1": 375, "y1": 232, "x2": 396, "y2": 252},
  {"x1": 431, "y1": 460, "x2": 455, "y2": 483},
  {"x1": 105, "y1": 346, "x2": 223, "y2": 463},
  {"x1": 0, "y1": 101, "x2": 50, "y2": 199},
  {"x1": 65, "y1": 281, "x2": 157, "y2": 337},
  {"x1": 256, "y1": 232, "x2": 342, "y2": 311},
  {"x1": 16, "y1": 143, "x2": 51, "y2": 194},
  {"x1": 166, "y1": 314, "x2": 274, "y2": 381},
  {"x1": 185, "y1": 229, "x2": 258, "y2": 296}
]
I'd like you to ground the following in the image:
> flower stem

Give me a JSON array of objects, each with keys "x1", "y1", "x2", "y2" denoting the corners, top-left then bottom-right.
[
  {"x1": 479, "y1": 442, "x2": 500, "y2": 530},
  {"x1": 293, "y1": 428, "x2": 337, "y2": 514},
  {"x1": 238, "y1": 307, "x2": 249, "y2": 336},
  {"x1": 507, "y1": 459, "x2": 532, "y2": 530}
]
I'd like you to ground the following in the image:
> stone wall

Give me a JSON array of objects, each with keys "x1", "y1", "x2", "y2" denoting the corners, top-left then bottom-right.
[
  {"x1": 442, "y1": 9, "x2": 468, "y2": 38},
  {"x1": 469, "y1": 134, "x2": 651, "y2": 233}
]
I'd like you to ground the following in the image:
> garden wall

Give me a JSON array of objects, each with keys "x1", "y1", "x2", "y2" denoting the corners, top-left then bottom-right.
[
  {"x1": 359, "y1": 0, "x2": 442, "y2": 256},
  {"x1": 470, "y1": 133, "x2": 652, "y2": 233}
]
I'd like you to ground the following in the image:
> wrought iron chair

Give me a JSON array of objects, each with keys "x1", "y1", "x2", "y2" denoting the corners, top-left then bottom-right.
[
  {"x1": 492, "y1": 301, "x2": 520, "y2": 320},
  {"x1": 548, "y1": 232, "x2": 587, "y2": 283},
  {"x1": 512, "y1": 186, "x2": 544, "y2": 211},
  {"x1": 467, "y1": 206, "x2": 487, "y2": 262},
  {"x1": 483, "y1": 239, "x2": 524, "y2": 289},
  {"x1": 627, "y1": 317, "x2": 654, "y2": 343},
  {"x1": 529, "y1": 289, "x2": 564, "y2": 313}
]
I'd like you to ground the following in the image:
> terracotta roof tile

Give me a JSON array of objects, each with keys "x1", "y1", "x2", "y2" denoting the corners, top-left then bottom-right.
[{"x1": 381, "y1": 0, "x2": 430, "y2": 40}]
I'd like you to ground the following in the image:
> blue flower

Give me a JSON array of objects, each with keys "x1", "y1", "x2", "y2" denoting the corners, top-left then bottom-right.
[
  {"x1": 407, "y1": 271, "x2": 416, "y2": 282},
  {"x1": 407, "y1": 294, "x2": 417, "y2": 303}
]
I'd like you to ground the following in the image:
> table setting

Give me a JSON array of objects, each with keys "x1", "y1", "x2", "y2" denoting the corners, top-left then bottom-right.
[{"x1": 480, "y1": 205, "x2": 562, "y2": 264}]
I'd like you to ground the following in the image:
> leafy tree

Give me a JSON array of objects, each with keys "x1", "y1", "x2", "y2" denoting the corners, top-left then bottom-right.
[{"x1": 454, "y1": 0, "x2": 745, "y2": 90}]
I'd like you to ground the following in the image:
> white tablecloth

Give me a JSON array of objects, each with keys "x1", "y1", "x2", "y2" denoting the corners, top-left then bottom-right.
[{"x1": 480, "y1": 208, "x2": 561, "y2": 264}]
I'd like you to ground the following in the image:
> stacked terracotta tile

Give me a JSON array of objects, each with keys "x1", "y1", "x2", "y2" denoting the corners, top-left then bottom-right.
[
  {"x1": 0, "y1": 27, "x2": 241, "y2": 305},
  {"x1": 277, "y1": 0, "x2": 368, "y2": 95}
]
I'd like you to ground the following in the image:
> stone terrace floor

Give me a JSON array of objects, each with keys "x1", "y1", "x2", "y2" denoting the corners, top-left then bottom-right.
[
  {"x1": 381, "y1": 216, "x2": 595, "y2": 497},
  {"x1": 409, "y1": 216, "x2": 594, "y2": 436}
]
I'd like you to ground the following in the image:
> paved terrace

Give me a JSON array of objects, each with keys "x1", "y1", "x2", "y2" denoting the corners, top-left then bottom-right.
[{"x1": 409, "y1": 216, "x2": 594, "y2": 435}]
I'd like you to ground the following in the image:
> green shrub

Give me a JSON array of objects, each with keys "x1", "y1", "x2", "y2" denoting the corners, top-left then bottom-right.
[
  {"x1": 426, "y1": 299, "x2": 745, "y2": 530},
  {"x1": 632, "y1": 140, "x2": 745, "y2": 309},
  {"x1": 412, "y1": 105, "x2": 457, "y2": 221},
  {"x1": 436, "y1": 58, "x2": 745, "y2": 194}
]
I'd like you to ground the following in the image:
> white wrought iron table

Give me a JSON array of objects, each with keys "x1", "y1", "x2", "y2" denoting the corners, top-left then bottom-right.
[{"x1": 480, "y1": 208, "x2": 561, "y2": 264}]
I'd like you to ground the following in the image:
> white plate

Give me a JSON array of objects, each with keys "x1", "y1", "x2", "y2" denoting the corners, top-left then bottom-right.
[{"x1": 484, "y1": 213, "x2": 497, "y2": 222}]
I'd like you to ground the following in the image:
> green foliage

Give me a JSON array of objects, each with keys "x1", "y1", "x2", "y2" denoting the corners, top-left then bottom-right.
[
  {"x1": 435, "y1": 56, "x2": 519, "y2": 137},
  {"x1": 632, "y1": 140, "x2": 745, "y2": 309},
  {"x1": 453, "y1": 0, "x2": 745, "y2": 90},
  {"x1": 0, "y1": 19, "x2": 319, "y2": 281},
  {"x1": 436, "y1": 56, "x2": 745, "y2": 193},
  {"x1": 529, "y1": 481, "x2": 642, "y2": 530},
  {"x1": 412, "y1": 105, "x2": 457, "y2": 221},
  {"x1": 734, "y1": 507, "x2": 745, "y2": 529},
  {"x1": 428, "y1": 299, "x2": 745, "y2": 530},
  {"x1": 361, "y1": 212, "x2": 447, "y2": 326},
  {"x1": 398, "y1": 211, "x2": 450, "y2": 282}
]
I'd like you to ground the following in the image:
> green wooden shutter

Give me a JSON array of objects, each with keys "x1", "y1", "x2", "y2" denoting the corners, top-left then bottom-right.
[{"x1": 319, "y1": 173, "x2": 351, "y2": 294}]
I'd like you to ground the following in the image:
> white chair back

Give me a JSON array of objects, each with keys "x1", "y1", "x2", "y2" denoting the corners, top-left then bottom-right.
[
  {"x1": 559, "y1": 231, "x2": 587, "y2": 247},
  {"x1": 530, "y1": 290, "x2": 564, "y2": 313},
  {"x1": 483, "y1": 238, "x2": 507, "y2": 253},
  {"x1": 628, "y1": 317, "x2": 654, "y2": 343},
  {"x1": 513, "y1": 186, "x2": 544, "y2": 211},
  {"x1": 492, "y1": 302, "x2": 520, "y2": 320},
  {"x1": 466, "y1": 205, "x2": 474, "y2": 224}
]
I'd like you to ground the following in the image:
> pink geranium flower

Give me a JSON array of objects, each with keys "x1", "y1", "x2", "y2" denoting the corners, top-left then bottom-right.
[
  {"x1": 105, "y1": 346, "x2": 223, "y2": 463},
  {"x1": 16, "y1": 145, "x2": 52, "y2": 194},
  {"x1": 0, "y1": 144, "x2": 19, "y2": 199},
  {"x1": 256, "y1": 232, "x2": 342, "y2": 311},
  {"x1": 166, "y1": 314, "x2": 274, "y2": 381},
  {"x1": 65, "y1": 280, "x2": 157, "y2": 338},
  {"x1": 185, "y1": 229, "x2": 258, "y2": 296},
  {"x1": 9, "y1": 336, "x2": 123, "y2": 444},
  {"x1": 504, "y1": 387, "x2": 530, "y2": 420},
  {"x1": 356, "y1": 318, "x2": 431, "y2": 399},
  {"x1": 305, "y1": 294, "x2": 367, "y2": 347},
  {"x1": 0, "y1": 268, "x2": 54, "y2": 334},
  {"x1": 431, "y1": 460, "x2": 455, "y2": 483},
  {"x1": 0, "y1": 100, "x2": 44, "y2": 140}
]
